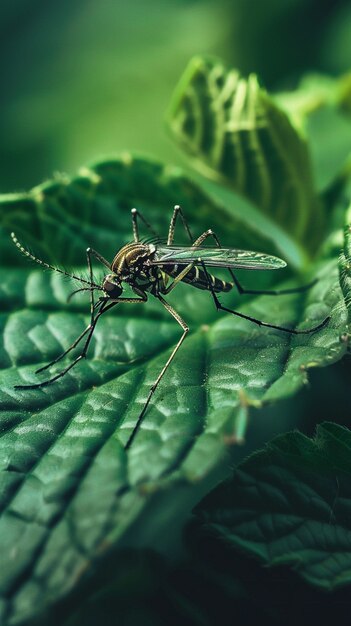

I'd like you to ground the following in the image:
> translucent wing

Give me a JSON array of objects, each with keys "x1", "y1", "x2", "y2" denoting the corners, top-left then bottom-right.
[{"x1": 151, "y1": 246, "x2": 287, "y2": 270}]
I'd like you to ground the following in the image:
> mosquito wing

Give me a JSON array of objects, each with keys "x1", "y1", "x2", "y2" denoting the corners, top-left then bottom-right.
[{"x1": 151, "y1": 246, "x2": 287, "y2": 270}]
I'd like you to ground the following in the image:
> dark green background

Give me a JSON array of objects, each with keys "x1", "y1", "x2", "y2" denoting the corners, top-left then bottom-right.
[{"x1": 1, "y1": 0, "x2": 351, "y2": 193}]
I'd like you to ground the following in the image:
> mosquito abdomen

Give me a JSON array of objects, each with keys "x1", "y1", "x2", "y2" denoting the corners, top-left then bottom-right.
[{"x1": 167, "y1": 265, "x2": 233, "y2": 293}]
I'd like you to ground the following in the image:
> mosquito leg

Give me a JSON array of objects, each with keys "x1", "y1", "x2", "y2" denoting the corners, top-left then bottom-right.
[
  {"x1": 86, "y1": 248, "x2": 96, "y2": 317},
  {"x1": 162, "y1": 228, "x2": 229, "y2": 295},
  {"x1": 65, "y1": 248, "x2": 108, "y2": 304},
  {"x1": 85, "y1": 246, "x2": 112, "y2": 308},
  {"x1": 189, "y1": 228, "x2": 240, "y2": 293},
  {"x1": 199, "y1": 259, "x2": 330, "y2": 335},
  {"x1": 231, "y1": 279, "x2": 319, "y2": 296},
  {"x1": 109, "y1": 286, "x2": 148, "y2": 304},
  {"x1": 35, "y1": 321, "x2": 96, "y2": 375},
  {"x1": 162, "y1": 262, "x2": 196, "y2": 294},
  {"x1": 23, "y1": 290, "x2": 147, "y2": 381},
  {"x1": 132, "y1": 203, "x2": 194, "y2": 246},
  {"x1": 124, "y1": 295, "x2": 189, "y2": 450},
  {"x1": 131, "y1": 208, "x2": 159, "y2": 243},
  {"x1": 36, "y1": 300, "x2": 107, "y2": 374},
  {"x1": 15, "y1": 301, "x2": 117, "y2": 390},
  {"x1": 167, "y1": 205, "x2": 194, "y2": 245},
  {"x1": 47, "y1": 291, "x2": 147, "y2": 373},
  {"x1": 56, "y1": 245, "x2": 109, "y2": 370},
  {"x1": 78, "y1": 247, "x2": 111, "y2": 312},
  {"x1": 86, "y1": 247, "x2": 111, "y2": 270}
]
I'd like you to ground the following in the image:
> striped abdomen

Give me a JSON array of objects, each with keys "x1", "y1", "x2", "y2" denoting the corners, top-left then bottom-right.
[{"x1": 166, "y1": 265, "x2": 233, "y2": 293}]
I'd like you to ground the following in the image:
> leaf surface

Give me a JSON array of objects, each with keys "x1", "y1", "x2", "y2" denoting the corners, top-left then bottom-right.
[
  {"x1": 194, "y1": 422, "x2": 351, "y2": 590},
  {"x1": 0, "y1": 156, "x2": 348, "y2": 624}
]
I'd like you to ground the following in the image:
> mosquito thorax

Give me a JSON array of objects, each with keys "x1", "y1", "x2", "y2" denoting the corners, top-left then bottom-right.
[
  {"x1": 102, "y1": 274, "x2": 123, "y2": 298},
  {"x1": 111, "y1": 242, "x2": 156, "y2": 277}
]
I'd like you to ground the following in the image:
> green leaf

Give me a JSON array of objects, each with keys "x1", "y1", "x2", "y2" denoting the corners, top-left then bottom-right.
[
  {"x1": 275, "y1": 73, "x2": 351, "y2": 197},
  {"x1": 194, "y1": 422, "x2": 351, "y2": 591},
  {"x1": 275, "y1": 73, "x2": 351, "y2": 125},
  {"x1": 0, "y1": 156, "x2": 348, "y2": 624},
  {"x1": 306, "y1": 106, "x2": 351, "y2": 193},
  {"x1": 339, "y1": 220, "x2": 351, "y2": 323},
  {"x1": 166, "y1": 56, "x2": 326, "y2": 252}
]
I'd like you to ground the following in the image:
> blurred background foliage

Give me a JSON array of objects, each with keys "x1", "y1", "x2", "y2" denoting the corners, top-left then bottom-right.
[{"x1": 1, "y1": 0, "x2": 351, "y2": 194}]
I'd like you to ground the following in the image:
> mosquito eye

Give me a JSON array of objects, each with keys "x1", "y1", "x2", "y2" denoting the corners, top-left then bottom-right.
[
  {"x1": 103, "y1": 279, "x2": 122, "y2": 298},
  {"x1": 109, "y1": 284, "x2": 123, "y2": 298}
]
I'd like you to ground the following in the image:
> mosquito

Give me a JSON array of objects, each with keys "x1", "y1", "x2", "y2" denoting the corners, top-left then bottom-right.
[{"x1": 11, "y1": 205, "x2": 329, "y2": 449}]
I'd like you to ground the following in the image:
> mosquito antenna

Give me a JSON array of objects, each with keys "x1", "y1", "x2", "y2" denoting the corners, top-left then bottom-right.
[{"x1": 11, "y1": 232, "x2": 101, "y2": 288}]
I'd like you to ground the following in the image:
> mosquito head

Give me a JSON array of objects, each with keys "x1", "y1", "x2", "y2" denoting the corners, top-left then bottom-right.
[{"x1": 102, "y1": 273, "x2": 123, "y2": 298}]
